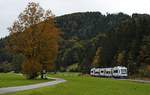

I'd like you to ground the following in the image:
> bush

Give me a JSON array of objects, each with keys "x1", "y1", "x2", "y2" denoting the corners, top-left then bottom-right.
[
  {"x1": 0, "y1": 62, "x2": 13, "y2": 73},
  {"x1": 138, "y1": 65, "x2": 150, "y2": 78},
  {"x1": 67, "y1": 64, "x2": 78, "y2": 72}
]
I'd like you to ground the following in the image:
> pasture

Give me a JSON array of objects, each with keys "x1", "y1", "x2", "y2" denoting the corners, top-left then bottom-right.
[
  {"x1": 2, "y1": 72, "x2": 150, "y2": 95},
  {"x1": 0, "y1": 73, "x2": 50, "y2": 88}
]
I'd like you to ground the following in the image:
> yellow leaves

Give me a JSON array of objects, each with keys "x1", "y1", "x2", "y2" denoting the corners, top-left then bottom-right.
[
  {"x1": 20, "y1": 16, "x2": 60, "y2": 71},
  {"x1": 147, "y1": 65, "x2": 150, "y2": 72},
  {"x1": 22, "y1": 59, "x2": 41, "y2": 73},
  {"x1": 116, "y1": 51, "x2": 125, "y2": 65},
  {"x1": 7, "y1": 2, "x2": 61, "y2": 78},
  {"x1": 22, "y1": 59, "x2": 42, "y2": 79},
  {"x1": 23, "y1": 15, "x2": 29, "y2": 22},
  {"x1": 92, "y1": 48, "x2": 102, "y2": 67}
]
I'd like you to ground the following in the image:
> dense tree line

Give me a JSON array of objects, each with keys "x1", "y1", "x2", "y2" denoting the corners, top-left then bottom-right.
[
  {"x1": 0, "y1": 12, "x2": 150, "y2": 77},
  {"x1": 55, "y1": 12, "x2": 150, "y2": 76}
]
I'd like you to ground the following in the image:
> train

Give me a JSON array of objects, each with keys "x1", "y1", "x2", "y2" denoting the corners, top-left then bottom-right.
[{"x1": 90, "y1": 66, "x2": 128, "y2": 78}]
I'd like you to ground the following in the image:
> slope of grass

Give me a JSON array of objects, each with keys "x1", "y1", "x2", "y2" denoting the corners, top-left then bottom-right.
[
  {"x1": 3, "y1": 72, "x2": 150, "y2": 95},
  {"x1": 0, "y1": 73, "x2": 50, "y2": 88}
]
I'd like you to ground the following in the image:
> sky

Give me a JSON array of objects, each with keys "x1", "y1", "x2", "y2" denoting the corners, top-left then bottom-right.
[{"x1": 0, "y1": 0, "x2": 150, "y2": 38}]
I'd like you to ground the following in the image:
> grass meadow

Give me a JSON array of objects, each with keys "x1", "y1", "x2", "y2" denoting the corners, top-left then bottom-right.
[
  {"x1": 0, "y1": 73, "x2": 50, "y2": 88},
  {"x1": 1, "y1": 72, "x2": 150, "y2": 95}
]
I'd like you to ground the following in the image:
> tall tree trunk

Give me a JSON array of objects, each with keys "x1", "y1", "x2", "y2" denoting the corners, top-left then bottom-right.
[{"x1": 41, "y1": 71, "x2": 44, "y2": 79}]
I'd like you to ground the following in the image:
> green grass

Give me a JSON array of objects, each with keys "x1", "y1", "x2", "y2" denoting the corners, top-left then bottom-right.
[
  {"x1": 3, "y1": 72, "x2": 150, "y2": 95},
  {"x1": 0, "y1": 73, "x2": 50, "y2": 88}
]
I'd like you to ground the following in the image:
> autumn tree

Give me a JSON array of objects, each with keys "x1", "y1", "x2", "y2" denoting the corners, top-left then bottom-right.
[
  {"x1": 142, "y1": 35, "x2": 150, "y2": 65},
  {"x1": 127, "y1": 51, "x2": 137, "y2": 75},
  {"x1": 92, "y1": 47, "x2": 102, "y2": 67},
  {"x1": 138, "y1": 35, "x2": 150, "y2": 77},
  {"x1": 7, "y1": 2, "x2": 60, "y2": 79},
  {"x1": 115, "y1": 51, "x2": 125, "y2": 66}
]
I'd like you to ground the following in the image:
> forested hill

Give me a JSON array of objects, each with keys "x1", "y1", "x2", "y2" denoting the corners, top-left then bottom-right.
[
  {"x1": 55, "y1": 12, "x2": 130, "y2": 40},
  {"x1": 54, "y1": 12, "x2": 150, "y2": 74},
  {"x1": 0, "y1": 12, "x2": 150, "y2": 76}
]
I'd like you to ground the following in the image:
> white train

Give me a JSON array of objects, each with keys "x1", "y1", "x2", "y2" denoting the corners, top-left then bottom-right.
[{"x1": 90, "y1": 66, "x2": 128, "y2": 78}]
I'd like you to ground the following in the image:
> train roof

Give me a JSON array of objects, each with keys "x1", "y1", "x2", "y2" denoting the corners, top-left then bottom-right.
[
  {"x1": 91, "y1": 66, "x2": 127, "y2": 70},
  {"x1": 113, "y1": 66, "x2": 127, "y2": 69}
]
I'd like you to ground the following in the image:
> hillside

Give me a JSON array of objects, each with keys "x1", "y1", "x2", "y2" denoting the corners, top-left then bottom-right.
[
  {"x1": 0, "y1": 12, "x2": 150, "y2": 76},
  {"x1": 55, "y1": 12, "x2": 150, "y2": 75}
]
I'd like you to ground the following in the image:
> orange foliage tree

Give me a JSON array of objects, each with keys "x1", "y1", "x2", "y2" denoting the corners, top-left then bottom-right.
[
  {"x1": 92, "y1": 48, "x2": 102, "y2": 67},
  {"x1": 7, "y1": 2, "x2": 60, "y2": 79}
]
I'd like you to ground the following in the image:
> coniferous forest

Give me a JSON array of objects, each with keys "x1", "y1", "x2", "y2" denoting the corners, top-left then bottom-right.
[{"x1": 0, "y1": 12, "x2": 150, "y2": 77}]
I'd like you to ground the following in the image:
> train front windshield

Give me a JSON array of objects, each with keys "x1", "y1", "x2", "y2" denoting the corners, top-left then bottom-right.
[{"x1": 121, "y1": 69, "x2": 127, "y2": 74}]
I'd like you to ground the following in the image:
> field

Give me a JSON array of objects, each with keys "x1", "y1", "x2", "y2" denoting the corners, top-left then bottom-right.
[
  {"x1": 0, "y1": 73, "x2": 50, "y2": 88},
  {"x1": 2, "y1": 72, "x2": 150, "y2": 95}
]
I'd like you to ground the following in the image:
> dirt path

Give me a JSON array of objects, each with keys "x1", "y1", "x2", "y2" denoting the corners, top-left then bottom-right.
[{"x1": 0, "y1": 78, "x2": 66, "y2": 94}]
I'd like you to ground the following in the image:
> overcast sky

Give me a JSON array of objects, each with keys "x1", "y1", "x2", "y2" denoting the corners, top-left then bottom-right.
[{"x1": 0, "y1": 0, "x2": 150, "y2": 38}]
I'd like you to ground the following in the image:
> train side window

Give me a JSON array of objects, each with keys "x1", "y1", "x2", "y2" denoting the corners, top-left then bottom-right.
[
  {"x1": 113, "y1": 70, "x2": 118, "y2": 73},
  {"x1": 95, "y1": 71, "x2": 99, "y2": 74},
  {"x1": 106, "y1": 71, "x2": 110, "y2": 74}
]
